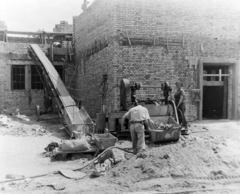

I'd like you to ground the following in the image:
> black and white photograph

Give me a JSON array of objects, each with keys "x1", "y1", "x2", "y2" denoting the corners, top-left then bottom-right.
[{"x1": 0, "y1": 0, "x2": 240, "y2": 193}]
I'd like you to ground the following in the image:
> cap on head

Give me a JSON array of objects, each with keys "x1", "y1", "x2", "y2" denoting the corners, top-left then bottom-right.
[{"x1": 175, "y1": 81, "x2": 183, "y2": 87}]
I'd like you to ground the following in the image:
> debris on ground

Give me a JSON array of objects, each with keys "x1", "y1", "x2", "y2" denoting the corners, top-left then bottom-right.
[
  {"x1": 50, "y1": 183, "x2": 65, "y2": 190},
  {"x1": 44, "y1": 142, "x2": 59, "y2": 152},
  {"x1": 5, "y1": 173, "x2": 25, "y2": 180},
  {"x1": 1, "y1": 115, "x2": 240, "y2": 193},
  {"x1": 0, "y1": 124, "x2": 47, "y2": 136},
  {"x1": 59, "y1": 170, "x2": 86, "y2": 180},
  {"x1": 0, "y1": 114, "x2": 47, "y2": 136},
  {"x1": 37, "y1": 182, "x2": 65, "y2": 190},
  {"x1": 12, "y1": 114, "x2": 30, "y2": 122},
  {"x1": 0, "y1": 115, "x2": 11, "y2": 127},
  {"x1": 105, "y1": 134, "x2": 240, "y2": 187},
  {"x1": 71, "y1": 153, "x2": 93, "y2": 161}
]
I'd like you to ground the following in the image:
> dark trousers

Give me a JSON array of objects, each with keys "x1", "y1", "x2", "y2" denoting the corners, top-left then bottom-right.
[{"x1": 176, "y1": 102, "x2": 188, "y2": 129}]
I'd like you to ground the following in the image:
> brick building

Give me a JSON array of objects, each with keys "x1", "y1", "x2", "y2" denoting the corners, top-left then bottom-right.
[
  {"x1": 53, "y1": 21, "x2": 73, "y2": 33},
  {"x1": 73, "y1": 0, "x2": 240, "y2": 120},
  {"x1": 0, "y1": 32, "x2": 74, "y2": 114}
]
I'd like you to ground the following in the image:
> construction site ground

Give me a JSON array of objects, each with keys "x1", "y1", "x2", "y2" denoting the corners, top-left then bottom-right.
[{"x1": 0, "y1": 114, "x2": 240, "y2": 194}]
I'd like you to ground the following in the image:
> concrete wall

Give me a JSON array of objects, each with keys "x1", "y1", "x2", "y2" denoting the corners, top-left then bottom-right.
[{"x1": 74, "y1": 0, "x2": 240, "y2": 119}]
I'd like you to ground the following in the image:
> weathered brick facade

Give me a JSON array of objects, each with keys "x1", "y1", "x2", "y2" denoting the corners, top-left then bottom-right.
[
  {"x1": 0, "y1": 42, "x2": 45, "y2": 114},
  {"x1": 0, "y1": 40, "x2": 75, "y2": 115},
  {"x1": 74, "y1": 0, "x2": 240, "y2": 120}
]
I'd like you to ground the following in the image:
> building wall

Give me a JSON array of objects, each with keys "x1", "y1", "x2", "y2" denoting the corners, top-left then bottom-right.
[
  {"x1": 73, "y1": 0, "x2": 117, "y2": 117},
  {"x1": 115, "y1": 0, "x2": 240, "y2": 40},
  {"x1": 112, "y1": 0, "x2": 240, "y2": 120},
  {"x1": 0, "y1": 41, "x2": 74, "y2": 115},
  {"x1": 113, "y1": 36, "x2": 240, "y2": 121},
  {"x1": 53, "y1": 21, "x2": 73, "y2": 33},
  {"x1": 74, "y1": 0, "x2": 240, "y2": 119},
  {"x1": 0, "y1": 42, "x2": 46, "y2": 114}
]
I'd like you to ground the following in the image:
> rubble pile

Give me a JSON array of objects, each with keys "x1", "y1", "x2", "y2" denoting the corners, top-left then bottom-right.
[
  {"x1": 0, "y1": 124, "x2": 47, "y2": 137},
  {"x1": 106, "y1": 134, "x2": 240, "y2": 186},
  {"x1": 1, "y1": 124, "x2": 47, "y2": 136},
  {"x1": 0, "y1": 114, "x2": 47, "y2": 136}
]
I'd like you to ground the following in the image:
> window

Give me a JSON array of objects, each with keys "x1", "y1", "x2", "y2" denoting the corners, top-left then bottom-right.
[
  {"x1": 54, "y1": 65, "x2": 64, "y2": 82},
  {"x1": 12, "y1": 65, "x2": 25, "y2": 90},
  {"x1": 31, "y1": 66, "x2": 43, "y2": 89}
]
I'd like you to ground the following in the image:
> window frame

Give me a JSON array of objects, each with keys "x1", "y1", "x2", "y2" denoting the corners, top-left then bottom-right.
[{"x1": 11, "y1": 65, "x2": 26, "y2": 90}]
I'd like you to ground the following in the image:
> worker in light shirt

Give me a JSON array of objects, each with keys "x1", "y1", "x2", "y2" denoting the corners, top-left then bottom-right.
[{"x1": 121, "y1": 100, "x2": 150, "y2": 154}]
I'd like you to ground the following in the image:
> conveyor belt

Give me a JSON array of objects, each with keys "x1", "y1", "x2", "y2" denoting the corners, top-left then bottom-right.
[{"x1": 29, "y1": 44, "x2": 93, "y2": 137}]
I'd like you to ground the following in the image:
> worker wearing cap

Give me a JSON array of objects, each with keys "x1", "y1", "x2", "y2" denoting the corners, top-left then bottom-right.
[{"x1": 121, "y1": 100, "x2": 150, "y2": 154}]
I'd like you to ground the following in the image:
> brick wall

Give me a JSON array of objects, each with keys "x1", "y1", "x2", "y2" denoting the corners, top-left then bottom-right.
[
  {"x1": 0, "y1": 42, "x2": 47, "y2": 114},
  {"x1": 0, "y1": 41, "x2": 75, "y2": 115},
  {"x1": 73, "y1": 0, "x2": 117, "y2": 116},
  {"x1": 114, "y1": 0, "x2": 240, "y2": 40},
  {"x1": 74, "y1": 0, "x2": 240, "y2": 119}
]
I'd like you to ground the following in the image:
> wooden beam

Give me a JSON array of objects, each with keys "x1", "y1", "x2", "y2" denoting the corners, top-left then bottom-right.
[
  {"x1": 232, "y1": 62, "x2": 239, "y2": 120},
  {"x1": 125, "y1": 31, "x2": 131, "y2": 46},
  {"x1": 199, "y1": 60, "x2": 203, "y2": 121},
  {"x1": 166, "y1": 37, "x2": 169, "y2": 52},
  {"x1": 203, "y1": 81, "x2": 224, "y2": 86},
  {"x1": 203, "y1": 74, "x2": 230, "y2": 76},
  {"x1": 201, "y1": 58, "x2": 238, "y2": 64},
  {"x1": 141, "y1": 86, "x2": 161, "y2": 88},
  {"x1": 223, "y1": 68, "x2": 228, "y2": 119},
  {"x1": 0, "y1": 30, "x2": 72, "y2": 37}
]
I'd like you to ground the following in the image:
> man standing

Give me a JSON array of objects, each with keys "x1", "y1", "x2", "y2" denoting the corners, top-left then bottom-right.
[{"x1": 121, "y1": 100, "x2": 150, "y2": 154}]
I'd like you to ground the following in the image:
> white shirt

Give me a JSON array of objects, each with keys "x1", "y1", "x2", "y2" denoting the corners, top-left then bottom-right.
[{"x1": 123, "y1": 105, "x2": 150, "y2": 122}]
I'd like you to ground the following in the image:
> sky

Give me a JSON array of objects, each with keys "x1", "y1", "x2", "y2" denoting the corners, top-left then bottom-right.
[{"x1": 0, "y1": 0, "x2": 95, "y2": 32}]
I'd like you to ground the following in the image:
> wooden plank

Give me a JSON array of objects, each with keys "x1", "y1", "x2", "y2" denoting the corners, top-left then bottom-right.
[
  {"x1": 5, "y1": 65, "x2": 11, "y2": 90},
  {"x1": 25, "y1": 65, "x2": 30, "y2": 90},
  {"x1": 223, "y1": 68, "x2": 228, "y2": 119},
  {"x1": 0, "y1": 30, "x2": 72, "y2": 36},
  {"x1": 199, "y1": 61, "x2": 203, "y2": 120},
  {"x1": 203, "y1": 74, "x2": 230, "y2": 76},
  {"x1": 126, "y1": 31, "x2": 131, "y2": 46},
  {"x1": 201, "y1": 58, "x2": 238, "y2": 64},
  {"x1": 203, "y1": 81, "x2": 224, "y2": 86},
  {"x1": 232, "y1": 62, "x2": 238, "y2": 120}
]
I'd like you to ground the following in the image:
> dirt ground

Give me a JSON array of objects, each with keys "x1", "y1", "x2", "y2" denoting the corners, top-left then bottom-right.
[{"x1": 0, "y1": 114, "x2": 240, "y2": 194}]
